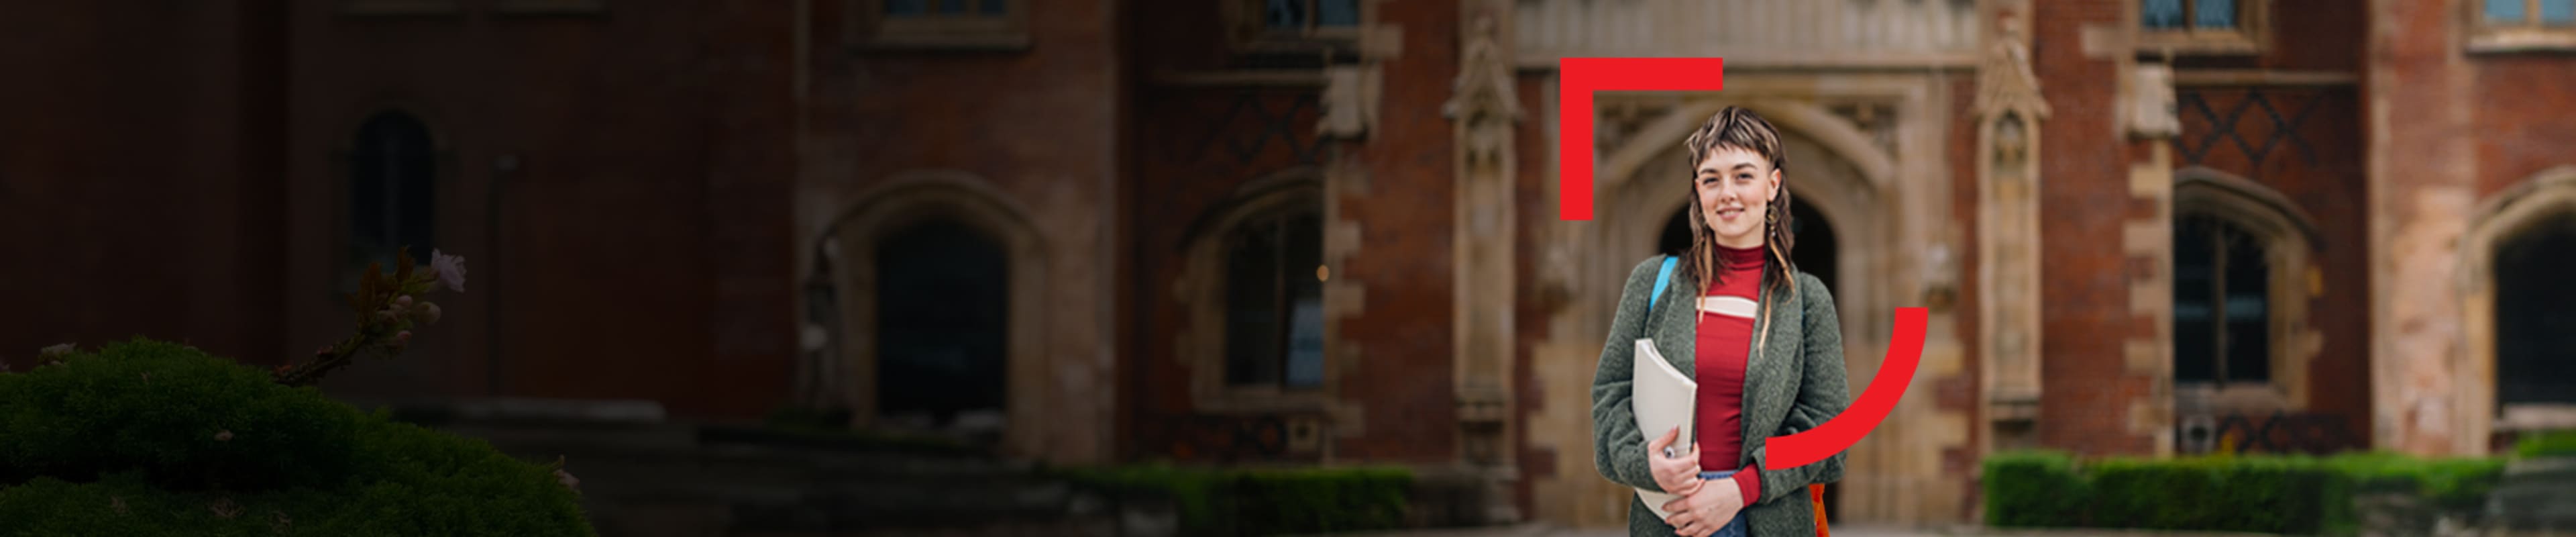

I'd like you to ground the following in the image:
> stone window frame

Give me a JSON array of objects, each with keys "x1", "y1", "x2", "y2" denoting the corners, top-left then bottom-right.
[
  {"x1": 331, "y1": 107, "x2": 453, "y2": 297},
  {"x1": 849, "y1": 0, "x2": 1030, "y2": 52},
  {"x1": 2168, "y1": 168, "x2": 2322, "y2": 416},
  {"x1": 1222, "y1": 0, "x2": 1368, "y2": 58},
  {"x1": 2135, "y1": 0, "x2": 2273, "y2": 56},
  {"x1": 2469, "y1": 0, "x2": 2576, "y2": 53},
  {"x1": 339, "y1": 0, "x2": 462, "y2": 17},
  {"x1": 2462, "y1": 166, "x2": 2576, "y2": 437},
  {"x1": 339, "y1": 0, "x2": 604, "y2": 18},
  {"x1": 1173, "y1": 170, "x2": 1338, "y2": 414},
  {"x1": 492, "y1": 0, "x2": 608, "y2": 17},
  {"x1": 828, "y1": 171, "x2": 1051, "y2": 457}
]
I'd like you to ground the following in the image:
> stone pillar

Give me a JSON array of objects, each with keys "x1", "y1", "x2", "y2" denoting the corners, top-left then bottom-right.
[
  {"x1": 2366, "y1": 0, "x2": 2482, "y2": 456},
  {"x1": 2122, "y1": 61, "x2": 2180, "y2": 458},
  {"x1": 1975, "y1": 9, "x2": 2051, "y2": 451},
  {"x1": 1448, "y1": 0, "x2": 1523, "y2": 523}
]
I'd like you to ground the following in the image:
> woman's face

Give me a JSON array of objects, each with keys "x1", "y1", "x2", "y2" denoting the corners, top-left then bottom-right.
[{"x1": 1694, "y1": 146, "x2": 1781, "y2": 248}]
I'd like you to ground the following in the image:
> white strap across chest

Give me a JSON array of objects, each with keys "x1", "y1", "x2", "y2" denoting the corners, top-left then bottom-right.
[{"x1": 1697, "y1": 295, "x2": 1759, "y2": 319}]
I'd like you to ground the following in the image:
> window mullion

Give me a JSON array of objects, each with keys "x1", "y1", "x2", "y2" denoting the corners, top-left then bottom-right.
[
  {"x1": 2210, "y1": 228, "x2": 2231, "y2": 386},
  {"x1": 1273, "y1": 222, "x2": 1292, "y2": 387}
]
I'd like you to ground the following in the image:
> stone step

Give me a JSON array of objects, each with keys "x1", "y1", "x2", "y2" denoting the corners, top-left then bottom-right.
[
  {"x1": 421, "y1": 418, "x2": 1121, "y2": 535},
  {"x1": 2491, "y1": 457, "x2": 2576, "y2": 532}
]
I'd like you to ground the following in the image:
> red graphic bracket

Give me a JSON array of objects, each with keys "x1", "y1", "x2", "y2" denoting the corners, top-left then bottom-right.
[
  {"x1": 1556, "y1": 57, "x2": 1726, "y2": 222},
  {"x1": 1764, "y1": 307, "x2": 1926, "y2": 471}
]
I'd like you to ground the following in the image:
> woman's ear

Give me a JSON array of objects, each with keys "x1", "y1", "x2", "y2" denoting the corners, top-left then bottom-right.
[{"x1": 1767, "y1": 168, "x2": 1784, "y2": 201}]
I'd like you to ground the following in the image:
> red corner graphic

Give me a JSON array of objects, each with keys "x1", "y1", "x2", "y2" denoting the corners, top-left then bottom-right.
[
  {"x1": 1557, "y1": 57, "x2": 1727, "y2": 222},
  {"x1": 1763, "y1": 307, "x2": 1926, "y2": 471}
]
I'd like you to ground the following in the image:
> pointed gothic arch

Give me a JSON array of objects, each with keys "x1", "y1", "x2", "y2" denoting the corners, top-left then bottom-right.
[
  {"x1": 824, "y1": 170, "x2": 1052, "y2": 456},
  {"x1": 2168, "y1": 167, "x2": 2324, "y2": 419},
  {"x1": 2462, "y1": 166, "x2": 2576, "y2": 438}
]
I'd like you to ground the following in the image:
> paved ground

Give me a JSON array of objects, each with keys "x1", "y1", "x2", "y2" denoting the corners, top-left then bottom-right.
[{"x1": 1299, "y1": 523, "x2": 2292, "y2": 537}]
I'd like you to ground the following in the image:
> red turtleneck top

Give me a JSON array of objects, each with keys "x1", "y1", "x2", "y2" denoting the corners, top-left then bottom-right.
[{"x1": 1695, "y1": 244, "x2": 1766, "y2": 502}]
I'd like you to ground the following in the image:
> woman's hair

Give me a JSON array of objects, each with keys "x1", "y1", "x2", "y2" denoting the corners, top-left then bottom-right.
[{"x1": 1678, "y1": 106, "x2": 1796, "y2": 293}]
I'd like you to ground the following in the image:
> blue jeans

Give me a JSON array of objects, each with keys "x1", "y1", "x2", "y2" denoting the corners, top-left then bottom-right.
[{"x1": 1695, "y1": 471, "x2": 1752, "y2": 537}]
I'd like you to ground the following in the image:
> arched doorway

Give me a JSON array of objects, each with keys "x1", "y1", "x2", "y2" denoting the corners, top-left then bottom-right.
[
  {"x1": 2495, "y1": 213, "x2": 2576, "y2": 408},
  {"x1": 873, "y1": 219, "x2": 1012, "y2": 444},
  {"x1": 1526, "y1": 94, "x2": 1948, "y2": 526},
  {"x1": 1656, "y1": 197, "x2": 1839, "y2": 291}
]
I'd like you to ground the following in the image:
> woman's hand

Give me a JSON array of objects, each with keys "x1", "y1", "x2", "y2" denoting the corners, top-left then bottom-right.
[
  {"x1": 1645, "y1": 427, "x2": 1701, "y2": 495},
  {"x1": 1660, "y1": 479, "x2": 1746, "y2": 537}
]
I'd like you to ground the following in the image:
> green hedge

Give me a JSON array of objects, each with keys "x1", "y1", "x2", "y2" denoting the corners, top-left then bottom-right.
[
  {"x1": 1056, "y1": 463, "x2": 1411, "y2": 536},
  {"x1": 2516, "y1": 430, "x2": 2576, "y2": 458},
  {"x1": 0, "y1": 340, "x2": 592, "y2": 536},
  {"x1": 1982, "y1": 451, "x2": 2087, "y2": 528},
  {"x1": 1983, "y1": 450, "x2": 2502, "y2": 535}
]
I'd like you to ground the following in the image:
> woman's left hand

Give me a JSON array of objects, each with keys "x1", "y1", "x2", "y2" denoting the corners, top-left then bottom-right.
[{"x1": 1660, "y1": 479, "x2": 1746, "y2": 537}]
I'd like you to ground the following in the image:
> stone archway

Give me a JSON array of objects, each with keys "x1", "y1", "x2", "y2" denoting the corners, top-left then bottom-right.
[
  {"x1": 1621, "y1": 118, "x2": 1882, "y2": 521},
  {"x1": 1530, "y1": 94, "x2": 1937, "y2": 525},
  {"x1": 826, "y1": 171, "x2": 1052, "y2": 458},
  {"x1": 2463, "y1": 166, "x2": 2576, "y2": 440},
  {"x1": 1523, "y1": 70, "x2": 1963, "y2": 526}
]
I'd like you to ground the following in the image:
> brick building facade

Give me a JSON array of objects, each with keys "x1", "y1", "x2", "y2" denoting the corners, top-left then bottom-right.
[{"x1": 5, "y1": 0, "x2": 2573, "y2": 531}]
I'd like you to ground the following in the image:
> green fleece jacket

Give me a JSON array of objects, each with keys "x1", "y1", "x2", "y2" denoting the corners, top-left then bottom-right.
[{"x1": 1591, "y1": 255, "x2": 1851, "y2": 536}]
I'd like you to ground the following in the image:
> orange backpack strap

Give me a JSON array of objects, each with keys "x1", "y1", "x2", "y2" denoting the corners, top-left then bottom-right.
[{"x1": 1809, "y1": 484, "x2": 1831, "y2": 537}]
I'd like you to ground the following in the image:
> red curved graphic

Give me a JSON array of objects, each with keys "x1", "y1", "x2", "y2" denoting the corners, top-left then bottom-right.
[
  {"x1": 1763, "y1": 307, "x2": 1925, "y2": 471},
  {"x1": 1556, "y1": 57, "x2": 1726, "y2": 222}
]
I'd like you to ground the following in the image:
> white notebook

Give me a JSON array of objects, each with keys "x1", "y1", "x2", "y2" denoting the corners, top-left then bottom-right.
[{"x1": 1632, "y1": 338, "x2": 1696, "y2": 519}]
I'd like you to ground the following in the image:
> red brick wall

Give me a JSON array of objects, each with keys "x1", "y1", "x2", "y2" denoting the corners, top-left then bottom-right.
[
  {"x1": 1120, "y1": 0, "x2": 1326, "y2": 463},
  {"x1": 1127, "y1": 81, "x2": 1331, "y2": 461},
  {"x1": 2033, "y1": 0, "x2": 2159, "y2": 456},
  {"x1": 1943, "y1": 70, "x2": 1985, "y2": 518},
  {"x1": 2171, "y1": 85, "x2": 2371, "y2": 442},
  {"x1": 0, "y1": 3, "x2": 286, "y2": 367},
  {"x1": 809, "y1": 0, "x2": 1122, "y2": 452},
  {"x1": 1120, "y1": 0, "x2": 1468, "y2": 465},
  {"x1": 2473, "y1": 56, "x2": 2576, "y2": 198},
  {"x1": 1330, "y1": 0, "x2": 1460, "y2": 463},
  {"x1": 278, "y1": 1, "x2": 796, "y2": 417},
  {"x1": 2166, "y1": 0, "x2": 2373, "y2": 445},
  {"x1": 0, "y1": 3, "x2": 797, "y2": 419}
]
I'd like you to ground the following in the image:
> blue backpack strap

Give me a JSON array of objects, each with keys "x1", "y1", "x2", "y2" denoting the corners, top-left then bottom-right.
[{"x1": 1649, "y1": 255, "x2": 1678, "y2": 311}]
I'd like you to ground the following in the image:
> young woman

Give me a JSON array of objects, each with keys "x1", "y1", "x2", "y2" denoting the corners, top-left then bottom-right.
[{"x1": 1590, "y1": 107, "x2": 1851, "y2": 537}]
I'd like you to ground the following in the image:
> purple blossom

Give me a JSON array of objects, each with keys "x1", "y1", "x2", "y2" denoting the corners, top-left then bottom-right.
[{"x1": 431, "y1": 249, "x2": 468, "y2": 293}]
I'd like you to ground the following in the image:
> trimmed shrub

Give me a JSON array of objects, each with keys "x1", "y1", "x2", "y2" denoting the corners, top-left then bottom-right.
[
  {"x1": 1058, "y1": 463, "x2": 1411, "y2": 536},
  {"x1": 2087, "y1": 456, "x2": 2346, "y2": 533},
  {"x1": 0, "y1": 340, "x2": 592, "y2": 536},
  {"x1": 1982, "y1": 450, "x2": 2499, "y2": 536},
  {"x1": 2324, "y1": 452, "x2": 2504, "y2": 511},
  {"x1": 1981, "y1": 451, "x2": 2086, "y2": 527},
  {"x1": 0, "y1": 340, "x2": 358, "y2": 491},
  {"x1": 2515, "y1": 429, "x2": 2576, "y2": 458}
]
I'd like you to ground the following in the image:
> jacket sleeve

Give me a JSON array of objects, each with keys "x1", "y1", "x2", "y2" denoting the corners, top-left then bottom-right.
[
  {"x1": 1591, "y1": 257, "x2": 1666, "y2": 492},
  {"x1": 1746, "y1": 273, "x2": 1852, "y2": 505}
]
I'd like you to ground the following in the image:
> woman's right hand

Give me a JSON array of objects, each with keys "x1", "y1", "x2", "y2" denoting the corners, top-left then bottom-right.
[{"x1": 1646, "y1": 427, "x2": 1701, "y2": 495}]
